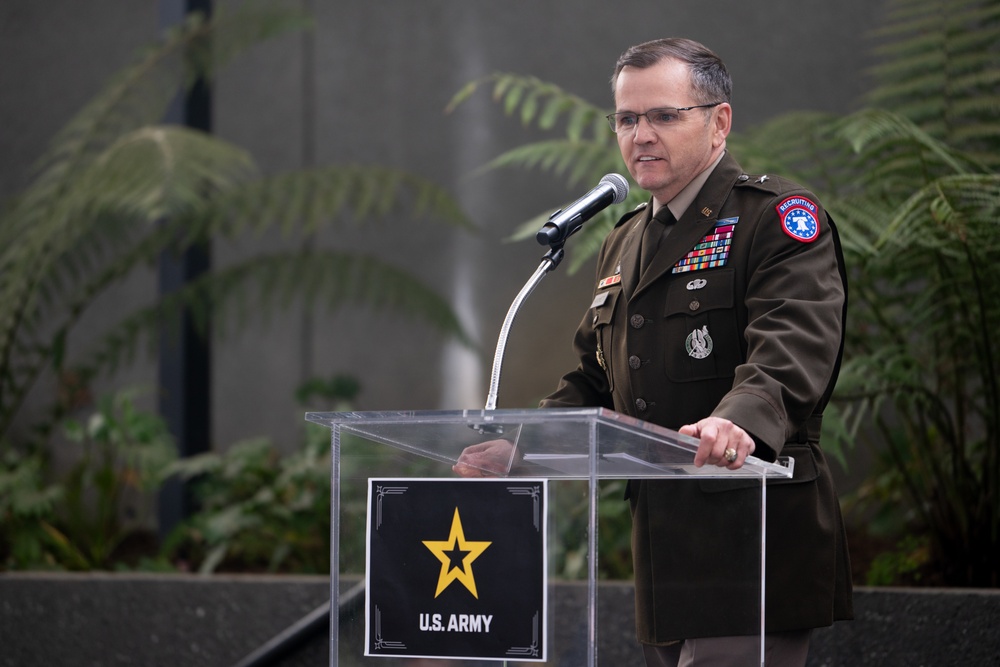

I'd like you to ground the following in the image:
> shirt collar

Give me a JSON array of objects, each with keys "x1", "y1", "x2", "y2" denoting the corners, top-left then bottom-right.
[{"x1": 657, "y1": 150, "x2": 726, "y2": 221}]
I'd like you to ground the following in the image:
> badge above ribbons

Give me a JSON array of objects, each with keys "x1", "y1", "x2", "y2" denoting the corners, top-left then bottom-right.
[{"x1": 366, "y1": 478, "x2": 548, "y2": 662}]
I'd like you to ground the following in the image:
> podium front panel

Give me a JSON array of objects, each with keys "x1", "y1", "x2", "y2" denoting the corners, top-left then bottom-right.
[{"x1": 308, "y1": 408, "x2": 787, "y2": 667}]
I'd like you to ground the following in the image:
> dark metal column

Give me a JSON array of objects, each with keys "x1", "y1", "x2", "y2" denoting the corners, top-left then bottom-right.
[{"x1": 157, "y1": 0, "x2": 212, "y2": 538}]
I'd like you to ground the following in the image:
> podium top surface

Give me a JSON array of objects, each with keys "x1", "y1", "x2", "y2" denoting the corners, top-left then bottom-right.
[{"x1": 305, "y1": 407, "x2": 793, "y2": 480}]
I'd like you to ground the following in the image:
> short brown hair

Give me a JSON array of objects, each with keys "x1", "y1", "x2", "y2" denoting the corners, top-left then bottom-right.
[{"x1": 611, "y1": 38, "x2": 732, "y2": 105}]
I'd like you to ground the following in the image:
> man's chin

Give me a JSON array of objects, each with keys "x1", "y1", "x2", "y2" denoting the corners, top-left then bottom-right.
[{"x1": 631, "y1": 169, "x2": 669, "y2": 191}]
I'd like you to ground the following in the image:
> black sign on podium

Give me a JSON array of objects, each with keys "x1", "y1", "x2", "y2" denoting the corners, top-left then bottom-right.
[{"x1": 365, "y1": 478, "x2": 547, "y2": 661}]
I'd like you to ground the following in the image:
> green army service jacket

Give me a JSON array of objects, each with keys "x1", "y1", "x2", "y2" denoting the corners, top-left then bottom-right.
[{"x1": 541, "y1": 152, "x2": 853, "y2": 641}]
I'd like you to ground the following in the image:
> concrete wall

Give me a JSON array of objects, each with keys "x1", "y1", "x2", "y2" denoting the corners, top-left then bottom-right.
[
  {"x1": 0, "y1": 0, "x2": 886, "y2": 469},
  {"x1": 2, "y1": 574, "x2": 998, "y2": 666}
]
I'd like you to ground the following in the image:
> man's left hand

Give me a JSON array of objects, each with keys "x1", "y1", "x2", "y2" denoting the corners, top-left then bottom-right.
[{"x1": 680, "y1": 417, "x2": 755, "y2": 469}]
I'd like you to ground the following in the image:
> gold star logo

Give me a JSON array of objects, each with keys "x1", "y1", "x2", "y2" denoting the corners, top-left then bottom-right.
[{"x1": 422, "y1": 507, "x2": 491, "y2": 598}]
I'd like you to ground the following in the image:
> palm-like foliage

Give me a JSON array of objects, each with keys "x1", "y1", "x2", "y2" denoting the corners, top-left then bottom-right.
[
  {"x1": 450, "y1": 0, "x2": 1000, "y2": 586},
  {"x1": 0, "y1": 4, "x2": 474, "y2": 441},
  {"x1": 735, "y1": 0, "x2": 1000, "y2": 587},
  {"x1": 447, "y1": 75, "x2": 640, "y2": 273}
]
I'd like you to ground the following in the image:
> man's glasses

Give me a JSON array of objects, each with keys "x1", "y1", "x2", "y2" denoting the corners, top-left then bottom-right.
[{"x1": 606, "y1": 103, "x2": 723, "y2": 133}]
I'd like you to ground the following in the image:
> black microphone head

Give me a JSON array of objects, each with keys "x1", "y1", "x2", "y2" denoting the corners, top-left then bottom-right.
[
  {"x1": 599, "y1": 173, "x2": 629, "y2": 204},
  {"x1": 536, "y1": 173, "x2": 631, "y2": 246}
]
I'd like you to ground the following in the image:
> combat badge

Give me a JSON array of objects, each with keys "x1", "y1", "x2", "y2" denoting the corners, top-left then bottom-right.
[
  {"x1": 685, "y1": 326, "x2": 713, "y2": 359},
  {"x1": 776, "y1": 196, "x2": 820, "y2": 242}
]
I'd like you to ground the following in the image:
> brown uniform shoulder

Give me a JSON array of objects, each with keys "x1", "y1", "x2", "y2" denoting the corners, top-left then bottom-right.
[
  {"x1": 613, "y1": 201, "x2": 648, "y2": 228},
  {"x1": 733, "y1": 172, "x2": 814, "y2": 199}
]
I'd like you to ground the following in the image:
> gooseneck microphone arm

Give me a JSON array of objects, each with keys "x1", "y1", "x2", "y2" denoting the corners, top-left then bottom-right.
[
  {"x1": 483, "y1": 174, "x2": 629, "y2": 412},
  {"x1": 484, "y1": 246, "x2": 564, "y2": 411}
]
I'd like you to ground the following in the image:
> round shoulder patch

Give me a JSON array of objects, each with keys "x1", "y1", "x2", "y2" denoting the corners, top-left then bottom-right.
[{"x1": 775, "y1": 196, "x2": 820, "y2": 242}]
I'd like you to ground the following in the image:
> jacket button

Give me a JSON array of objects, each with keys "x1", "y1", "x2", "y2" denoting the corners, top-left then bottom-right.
[
  {"x1": 635, "y1": 398, "x2": 647, "y2": 412},
  {"x1": 629, "y1": 355, "x2": 642, "y2": 370},
  {"x1": 689, "y1": 300, "x2": 700, "y2": 311},
  {"x1": 630, "y1": 314, "x2": 645, "y2": 328}
]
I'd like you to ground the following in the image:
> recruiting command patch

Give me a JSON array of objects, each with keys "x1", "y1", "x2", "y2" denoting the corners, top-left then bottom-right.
[{"x1": 776, "y1": 196, "x2": 820, "y2": 242}]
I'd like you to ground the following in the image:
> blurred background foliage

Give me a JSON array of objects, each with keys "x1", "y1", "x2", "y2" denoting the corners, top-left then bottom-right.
[
  {"x1": 0, "y1": 3, "x2": 472, "y2": 570},
  {"x1": 0, "y1": 1, "x2": 474, "y2": 447},
  {"x1": 3, "y1": 0, "x2": 999, "y2": 588}
]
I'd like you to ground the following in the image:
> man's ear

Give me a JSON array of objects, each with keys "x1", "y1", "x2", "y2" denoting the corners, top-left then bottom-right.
[{"x1": 713, "y1": 103, "x2": 733, "y2": 146}]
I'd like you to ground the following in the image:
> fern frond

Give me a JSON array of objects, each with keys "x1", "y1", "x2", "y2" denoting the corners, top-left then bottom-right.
[
  {"x1": 866, "y1": 0, "x2": 1000, "y2": 171},
  {"x1": 480, "y1": 140, "x2": 623, "y2": 190},
  {"x1": 878, "y1": 174, "x2": 1000, "y2": 251},
  {"x1": 79, "y1": 125, "x2": 257, "y2": 221},
  {"x1": 447, "y1": 72, "x2": 614, "y2": 144},
  {"x1": 80, "y1": 250, "x2": 475, "y2": 379},
  {"x1": 202, "y1": 164, "x2": 475, "y2": 238},
  {"x1": 835, "y1": 108, "x2": 982, "y2": 175},
  {"x1": 0, "y1": 127, "x2": 255, "y2": 377},
  {"x1": 31, "y1": 2, "x2": 307, "y2": 191},
  {"x1": 728, "y1": 111, "x2": 846, "y2": 190}
]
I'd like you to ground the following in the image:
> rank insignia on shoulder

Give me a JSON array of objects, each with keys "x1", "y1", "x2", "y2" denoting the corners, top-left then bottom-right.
[{"x1": 776, "y1": 196, "x2": 820, "y2": 242}]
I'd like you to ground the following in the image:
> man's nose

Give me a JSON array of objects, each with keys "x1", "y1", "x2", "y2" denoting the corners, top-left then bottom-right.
[{"x1": 631, "y1": 115, "x2": 658, "y2": 142}]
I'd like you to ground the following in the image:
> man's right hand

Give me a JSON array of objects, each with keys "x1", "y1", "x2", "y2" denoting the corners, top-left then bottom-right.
[{"x1": 452, "y1": 440, "x2": 516, "y2": 477}]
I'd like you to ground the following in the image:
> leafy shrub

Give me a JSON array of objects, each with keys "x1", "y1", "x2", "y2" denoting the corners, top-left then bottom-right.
[
  {"x1": 0, "y1": 448, "x2": 63, "y2": 569},
  {"x1": 165, "y1": 430, "x2": 332, "y2": 574},
  {"x1": 1, "y1": 390, "x2": 175, "y2": 571}
]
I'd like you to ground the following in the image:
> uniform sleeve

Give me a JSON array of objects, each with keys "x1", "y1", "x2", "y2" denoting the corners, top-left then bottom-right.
[{"x1": 711, "y1": 189, "x2": 846, "y2": 453}]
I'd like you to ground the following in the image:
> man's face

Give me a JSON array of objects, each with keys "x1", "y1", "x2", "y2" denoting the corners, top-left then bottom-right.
[{"x1": 613, "y1": 58, "x2": 731, "y2": 205}]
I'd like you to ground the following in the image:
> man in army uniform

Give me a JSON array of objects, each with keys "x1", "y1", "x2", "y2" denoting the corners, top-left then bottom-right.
[
  {"x1": 542, "y1": 38, "x2": 852, "y2": 666},
  {"x1": 457, "y1": 37, "x2": 852, "y2": 666}
]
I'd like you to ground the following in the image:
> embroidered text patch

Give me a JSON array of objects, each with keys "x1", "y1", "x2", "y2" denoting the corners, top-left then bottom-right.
[{"x1": 776, "y1": 196, "x2": 820, "y2": 242}]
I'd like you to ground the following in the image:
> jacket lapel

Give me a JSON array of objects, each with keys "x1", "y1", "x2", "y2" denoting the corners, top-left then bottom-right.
[{"x1": 621, "y1": 205, "x2": 651, "y2": 298}]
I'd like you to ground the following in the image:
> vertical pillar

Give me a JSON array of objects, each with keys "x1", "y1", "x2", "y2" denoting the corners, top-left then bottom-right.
[{"x1": 157, "y1": 0, "x2": 212, "y2": 537}]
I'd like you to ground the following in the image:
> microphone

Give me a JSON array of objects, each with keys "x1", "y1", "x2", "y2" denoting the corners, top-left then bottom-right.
[{"x1": 536, "y1": 173, "x2": 630, "y2": 246}]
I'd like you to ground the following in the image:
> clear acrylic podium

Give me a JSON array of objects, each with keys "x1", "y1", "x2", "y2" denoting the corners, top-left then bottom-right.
[{"x1": 306, "y1": 407, "x2": 793, "y2": 667}]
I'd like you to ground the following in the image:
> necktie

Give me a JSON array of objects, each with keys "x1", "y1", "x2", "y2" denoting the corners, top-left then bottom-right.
[{"x1": 639, "y1": 206, "x2": 677, "y2": 274}]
